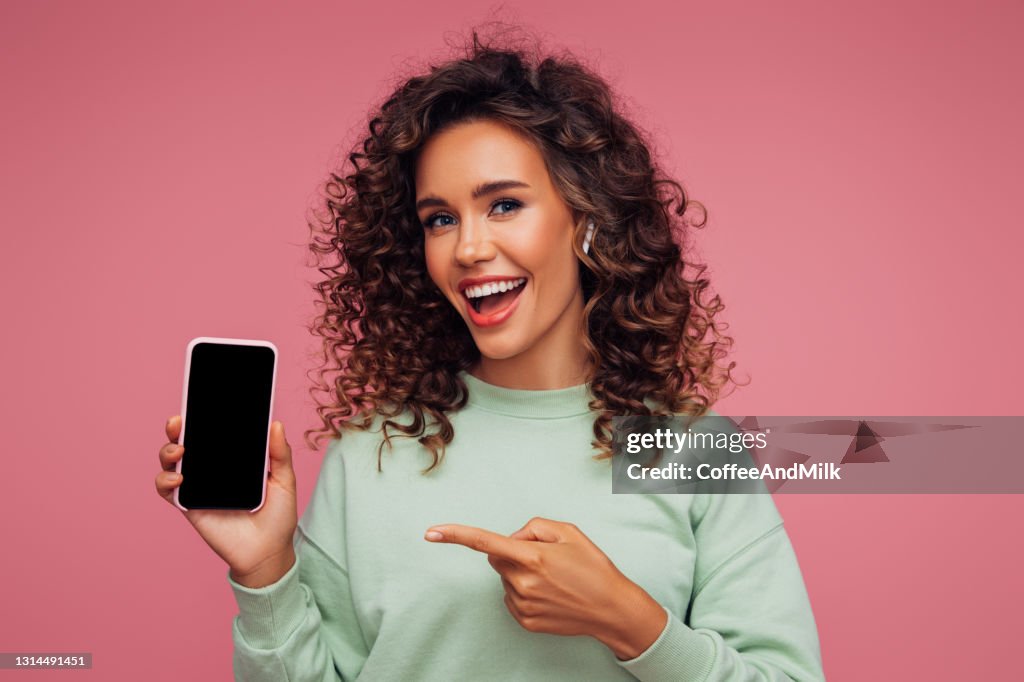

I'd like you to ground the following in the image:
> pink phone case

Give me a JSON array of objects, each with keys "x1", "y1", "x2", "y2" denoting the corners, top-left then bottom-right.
[{"x1": 173, "y1": 336, "x2": 278, "y2": 513}]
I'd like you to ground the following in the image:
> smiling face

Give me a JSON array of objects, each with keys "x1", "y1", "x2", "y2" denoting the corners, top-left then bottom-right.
[{"x1": 415, "y1": 118, "x2": 590, "y2": 388}]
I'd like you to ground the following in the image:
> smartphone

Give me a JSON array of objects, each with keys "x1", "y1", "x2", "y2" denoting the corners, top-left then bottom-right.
[{"x1": 173, "y1": 337, "x2": 278, "y2": 512}]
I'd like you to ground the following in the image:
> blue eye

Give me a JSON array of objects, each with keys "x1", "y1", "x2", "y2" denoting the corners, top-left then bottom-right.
[
  {"x1": 422, "y1": 213, "x2": 455, "y2": 230},
  {"x1": 493, "y1": 199, "x2": 521, "y2": 214},
  {"x1": 422, "y1": 198, "x2": 522, "y2": 230}
]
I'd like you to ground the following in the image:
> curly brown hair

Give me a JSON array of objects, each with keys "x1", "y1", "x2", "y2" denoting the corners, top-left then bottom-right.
[{"x1": 303, "y1": 25, "x2": 740, "y2": 472}]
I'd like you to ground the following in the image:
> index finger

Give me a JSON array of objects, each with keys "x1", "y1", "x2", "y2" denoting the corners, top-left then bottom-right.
[
  {"x1": 165, "y1": 415, "x2": 181, "y2": 444},
  {"x1": 425, "y1": 524, "x2": 531, "y2": 564}
]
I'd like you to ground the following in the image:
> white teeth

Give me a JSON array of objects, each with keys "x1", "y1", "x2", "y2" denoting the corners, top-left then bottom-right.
[{"x1": 464, "y1": 278, "x2": 526, "y2": 299}]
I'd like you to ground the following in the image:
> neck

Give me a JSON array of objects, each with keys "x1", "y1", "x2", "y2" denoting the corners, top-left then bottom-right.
[{"x1": 473, "y1": 355, "x2": 593, "y2": 390}]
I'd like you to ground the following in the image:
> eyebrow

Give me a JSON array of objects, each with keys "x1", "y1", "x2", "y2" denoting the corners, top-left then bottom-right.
[{"x1": 415, "y1": 180, "x2": 531, "y2": 212}]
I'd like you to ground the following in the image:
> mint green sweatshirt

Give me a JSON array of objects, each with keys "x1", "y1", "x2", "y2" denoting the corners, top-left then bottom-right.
[{"x1": 228, "y1": 371, "x2": 824, "y2": 680}]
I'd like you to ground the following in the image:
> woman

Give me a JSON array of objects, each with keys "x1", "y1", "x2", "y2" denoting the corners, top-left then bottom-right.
[{"x1": 155, "y1": 30, "x2": 823, "y2": 681}]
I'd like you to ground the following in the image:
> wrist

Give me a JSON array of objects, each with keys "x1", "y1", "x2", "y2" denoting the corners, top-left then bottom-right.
[
  {"x1": 230, "y1": 547, "x2": 296, "y2": 589},
  {"x1": 594, "y1": 582, "x2": 668, "y2": 661}
]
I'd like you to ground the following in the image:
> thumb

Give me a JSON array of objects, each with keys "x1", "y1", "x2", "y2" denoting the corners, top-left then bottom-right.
[{"x1": 268, "y1": 421, "x2": 296, "y2": 491}]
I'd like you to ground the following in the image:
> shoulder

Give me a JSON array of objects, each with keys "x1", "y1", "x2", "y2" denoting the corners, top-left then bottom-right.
[
  {"x1": 324, "y1": 408, "x2": 415, "y2": 454},
  {"x1": 680, "y1": 407, "x2": 784, "y2": 543},
  {"x1": 319, "y1": 405, "x2": 441, "y2": 473}
]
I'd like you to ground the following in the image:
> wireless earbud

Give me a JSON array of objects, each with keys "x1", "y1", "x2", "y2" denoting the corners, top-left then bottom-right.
[{"x1": 582, "y1": 220, "x2": 595, "y2": 255}]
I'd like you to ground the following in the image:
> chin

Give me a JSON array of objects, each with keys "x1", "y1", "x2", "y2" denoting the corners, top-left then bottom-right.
[{"x1": 471, "y1": 335, "x2": 530, "y2": 361}]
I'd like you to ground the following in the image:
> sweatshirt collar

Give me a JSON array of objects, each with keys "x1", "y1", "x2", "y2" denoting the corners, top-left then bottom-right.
[{"x1": 459, "y1": 370, "x2": 594, "y2": 419}]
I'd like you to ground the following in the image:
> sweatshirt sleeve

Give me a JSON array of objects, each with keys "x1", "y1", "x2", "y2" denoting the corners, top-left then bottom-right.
[
  {"x1": 229, "y1": 441, "x2": 369, "y2": 681},
  {"x1": 616, "y1": 490, "x2": 824, "y2": 681}
]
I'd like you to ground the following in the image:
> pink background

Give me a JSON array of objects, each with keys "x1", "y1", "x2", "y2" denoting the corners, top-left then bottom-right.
[{"x1": 2, "y1": 1, "x2": 1021, "y2": 679}]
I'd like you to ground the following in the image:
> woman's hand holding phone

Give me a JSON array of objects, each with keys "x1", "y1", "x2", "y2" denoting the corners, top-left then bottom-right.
[{"x1": 155, "y1": 415, "x2": 298, "y2": 588}]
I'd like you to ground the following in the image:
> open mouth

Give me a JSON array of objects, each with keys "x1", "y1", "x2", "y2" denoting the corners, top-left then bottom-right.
[{"x1": 463, "y1": 278, "x2": 527, "y2": 316}]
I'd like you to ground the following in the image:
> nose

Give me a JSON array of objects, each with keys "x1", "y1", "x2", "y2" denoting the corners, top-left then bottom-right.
[{"x1": 454, "y1": 218, "x2": 497, "y2": 267}]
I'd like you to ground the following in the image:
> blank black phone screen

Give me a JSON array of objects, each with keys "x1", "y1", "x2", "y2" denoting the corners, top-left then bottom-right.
[{"x1": 179, "y1": 342, "x2": 275, "y2": 510}]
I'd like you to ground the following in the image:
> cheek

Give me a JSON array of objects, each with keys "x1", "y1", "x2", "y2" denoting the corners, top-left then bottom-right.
[
  {"x1": 518, "y1": 219, "x2": 569, "y2": 262},
  {"x1": 522, "y1": 230, "x2": 577, "y2": 295}
]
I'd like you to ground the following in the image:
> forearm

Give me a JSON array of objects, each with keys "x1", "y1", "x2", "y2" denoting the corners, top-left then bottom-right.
[{"x1": 229, "y1": 530, "x2": 369, "y2": 681}]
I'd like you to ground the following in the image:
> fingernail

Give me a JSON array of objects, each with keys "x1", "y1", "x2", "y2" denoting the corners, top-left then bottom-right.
[
  {"x1": 169, "y1": 473, "x2": 181, "y2": 481},
  {"x1": 424, "y1": 530, "x2": 443, "y2": 541}
]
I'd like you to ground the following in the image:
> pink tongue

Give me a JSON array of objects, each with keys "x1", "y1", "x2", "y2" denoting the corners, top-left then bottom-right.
[{"x1": 478, "y1": 286, "x2": 522, "y2": 315}]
